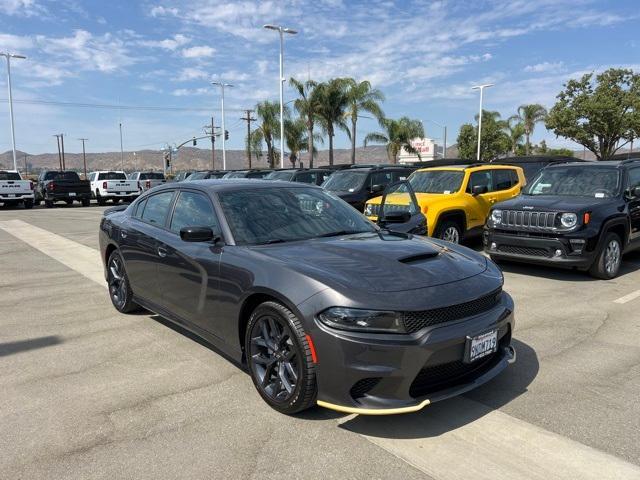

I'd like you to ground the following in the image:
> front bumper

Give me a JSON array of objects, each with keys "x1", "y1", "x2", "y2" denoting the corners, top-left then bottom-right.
[
  {"x1": 484, "y1": 229, "x2": 596, "y2": 269},
  {"x1": 309, "y1": 292, "x2": 515, "y2": 414}
]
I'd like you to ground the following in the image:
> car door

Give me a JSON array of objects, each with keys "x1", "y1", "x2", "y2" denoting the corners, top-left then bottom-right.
[
  {"x1": 466, "y1": 170, "x2": 495, "y2": 229},
  {"x1": 492, "y1": 168, "x2": 521, "y2": 204},
  {"x1": 119, "y1": 191, "x2": 176, "y2": 305},
  {"x1": 627, "y1": 167, "x2": 640, "y2": 243},
  {"x1": 154, "y1": 190, "x2": 224, "y2": 335}
]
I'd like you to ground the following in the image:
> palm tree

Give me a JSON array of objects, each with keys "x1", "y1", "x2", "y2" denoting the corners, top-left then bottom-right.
[
  {"x1": 343, "y1": 78, "x2": 385, "y2": 164},
  {"x1": 255, "y1": 100, "x2": 288, "y2": 168},
  {"x1": 247, "y1": 129, "x2": 263, "y2": 167},
  {"x1": 504, "y1": 116, "x2": 525, "y2": 155},
  {"x1": 363, "y1": 117, "x2": 425, "y2": 163},
  {"x1": 290, "y1": 78, "x2": 322, "y2": 168},
  {"x1": 516, "y1": 104, "x2": 547, "y2": 155},
  {"x1": 284, "y1": 118, "x2": 323, "y2": 167},
  {"x1": 315, "y1": 78, "x2": 350, "y2": 165}
]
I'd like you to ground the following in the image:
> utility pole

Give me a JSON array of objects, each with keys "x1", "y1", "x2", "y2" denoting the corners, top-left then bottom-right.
[
  {"x1": 60, "y1": 133, "x2": 66, "y2": 170},
  {"x1": 241, "y1": 109, "x2": 256, "y2": 168},
  {"x1": 23, "y1": 153, "x2": 27, "y2": 175},
  {"x1": 54, "y1": 134, "x2": 62, "y2": 171},
  {"x1": 79, "y1": 138, "x2": 88, "y2": 179},
  {"x1": 1, "y1": 52, "x2": 26, "y2": 171},
  {"x1": 210, "y1": 116, "x2": 215, "y2": 170},
  {"x1": 471, "y1": 83, "x2": 494, "y2": 162},
  {"x1": 119, "y1": 122, "x2": 124, "y2": 170},
  {"x1": 212, "y1": 82, "x2": 233, "y2": 170}
]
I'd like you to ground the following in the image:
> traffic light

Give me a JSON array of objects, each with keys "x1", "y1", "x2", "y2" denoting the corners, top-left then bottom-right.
[
  {"x1": 192, "y1": 137, "x2": 197, "y2": 146},
  {"x1": 163, "y1": 151, "x2": 171, "y2": 169},
  {"x1": 225, "y1": 130, "x2": 229, "y2": 140}
]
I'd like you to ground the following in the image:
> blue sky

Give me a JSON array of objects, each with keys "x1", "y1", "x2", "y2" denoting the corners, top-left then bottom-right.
[{"x1": 0, "y1": 0, "x2": 638, "y2": 155}]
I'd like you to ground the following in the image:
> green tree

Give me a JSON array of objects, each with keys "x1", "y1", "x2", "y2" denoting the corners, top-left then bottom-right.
[
  {"x1": 515, "y1": 104, "x2": 547, "y2": 155},
  {"x1": 363, "y1": 116, "x2": 424, "y2": 163},
  {"x1": 343, "y1": 78, "x2": 385, "y2": 164},
  {"x1": 289, "y1": 78, "x2": 323, "y2": 168},
  {"x1": 284, "y1": 118, "x2": 322, "y2": 167},
  {"x1": 255, "y1": 100, "x2": 288, "y2": 168},
  {"x1": 456, "y1": 110, "x2": 511, "y2": 161},
  {"x1": 546, "y1": 68, "x2": 640, "y2": 160},
  {"x1": 315, "y1": 78, "x2": 350, "y2": 165},
  {"x1": 246, "y1": 129, "x2": 263, "y2": 167},
  {"x1": 504, "y1": 116, "x2": 526, "y2": 155}
]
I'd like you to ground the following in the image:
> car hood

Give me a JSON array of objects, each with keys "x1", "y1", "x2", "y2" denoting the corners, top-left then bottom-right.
[
  {"x1": 249, "y1": 232, "x2": 487, "y2": 293},
  {"x1": 496, "y1": 194, "x2": 606, "y2": 211}
]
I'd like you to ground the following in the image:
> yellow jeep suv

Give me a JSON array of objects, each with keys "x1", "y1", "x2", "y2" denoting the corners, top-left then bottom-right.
[{"x1": 364, "y1": 164, "x2": 525, "y2": 243}]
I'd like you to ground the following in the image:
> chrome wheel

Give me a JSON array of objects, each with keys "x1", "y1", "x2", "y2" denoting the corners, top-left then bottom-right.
[
  {"x1": 249, "y1": 315, "x2": 300, "y2": 402},
  {"x1": 442, "y1": 226, "x2": 460, "y2": 243},
  {"x1": 108, "y1": 254, "x2": 127, "y2": 309},
  {"x1": 604, "y1": 239, "x2": 621, "y2": 276}
]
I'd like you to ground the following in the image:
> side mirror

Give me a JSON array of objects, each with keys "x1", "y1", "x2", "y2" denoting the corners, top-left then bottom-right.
[
  {"x1": 371, "y1": 184, "x2": 384, "y2": 193},
  {"x1": 631, "y1": 186, "x2": 640, "y2": 198},
  {"x1": 472, "y1": 185, "x2": 488, "y2": 196},
  {"x1": 180, "y1": 226, "x2": 215, "y2": 242},
  {"x1": 379, "y1": 211, "x2": 411, "y2": 224}
]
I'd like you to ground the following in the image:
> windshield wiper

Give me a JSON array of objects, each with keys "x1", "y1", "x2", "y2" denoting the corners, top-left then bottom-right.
[
  {"x1": 254, "y1": 238, "x2": 288, "y2": 245},
  {"x1": 317, "y1": 230, "x2": 367, "y2": 238}
]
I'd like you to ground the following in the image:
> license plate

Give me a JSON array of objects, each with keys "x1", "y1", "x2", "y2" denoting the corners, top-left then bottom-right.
[
  {"x1": 69, "y1": 192, "x2": 76, "y2": 197},
  {"x1": 465, "y1": 330, "x2": 498, "y2": 363}
]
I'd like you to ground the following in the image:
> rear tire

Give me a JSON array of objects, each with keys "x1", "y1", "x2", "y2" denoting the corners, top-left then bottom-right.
[
  {"x1": 44, "y1": 199, "x2": 54, "y2": 208},
  {"x1": 589, "y1": 232, "x2": 622, "y2": 279},
  {"x1": 96, "y1": 191, "x2": 106, "y2": 206},
  {"x1": 245, "y1": 301, "x2": 317, "y2": 414},
  {"x1": 65, "y1": 199, "x2": 73, "y2": 205},
  {"x1": 107, "y1": 250, "x2": 139, "y2": 313},
  {"x1": 81, "y1": 198, "x2": 90, "y2": 207},
  {"x1": 112, "y1": 198, "x2": 120, "y2": 204},
  {"x1": 23, "y1": 199, "x2": 33, "y2": 209},
  {"x1": 435, "y1": 220, "x2": 463, "y2": 244}
]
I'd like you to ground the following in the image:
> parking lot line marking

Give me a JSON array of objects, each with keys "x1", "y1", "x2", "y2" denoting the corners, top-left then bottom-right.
[
  {"x1": 0, "y1": 219, "x2": 105, "y2": 288},
  {"x1": 613, "y1": 289, "x2": 640, "y2": 304},
  {"x1": 338, "y1": 397, "x2": 640, "y2": 480}
]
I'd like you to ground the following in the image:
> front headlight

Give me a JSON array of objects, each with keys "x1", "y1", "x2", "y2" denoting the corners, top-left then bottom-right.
[
  {"x1": 317, "y1": 307, "x2": 405, "y2": 333},
  {"x1": 364, "y1": 203, "x2": 373, "y2": 216},
  {"x1": 491, "y1": 209, "x2": 502, "y2": 223},
  {"x1": 560, "y1": 212, "x2": 578, "y2": 228}
]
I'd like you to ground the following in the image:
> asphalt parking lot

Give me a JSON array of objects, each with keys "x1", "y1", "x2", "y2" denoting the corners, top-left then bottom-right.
[{"x1": 1, "y1": 204, "x2": 640, "y2": 480}]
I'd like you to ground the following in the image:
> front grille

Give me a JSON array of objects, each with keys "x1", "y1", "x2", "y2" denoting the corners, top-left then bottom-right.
[
  {"x1": 500, "y1": 210, "x2": 558, "y2": 230},
  {"x1": 409, "y1": 352, "x2": 500, "y2": 398},
  {"x1": 497, "y1": 245, "x2": 549, "y2": 257},
  {"x1": 367, "y1": 204, "x2": 410, "y2": 217},
  {"x1": 350, "y1": 377, "x2": 382, "y2": 399},
  {"x1": 402, "y1": 288, "x2": 502, "y2": 334}
]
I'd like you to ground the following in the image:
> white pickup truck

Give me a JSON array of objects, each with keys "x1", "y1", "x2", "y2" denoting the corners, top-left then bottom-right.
[
  {"x1": 0, "y1": 170, "x2": 34, "y2": 209},
  {"x1": 89, "y1": 171, "x2": 140, "y2": 205}
]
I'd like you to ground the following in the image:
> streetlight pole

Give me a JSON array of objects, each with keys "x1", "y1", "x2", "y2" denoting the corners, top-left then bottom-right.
[
  {"x1": 263, "y1": 24, "x2": 297, "y2": 168},
  {"x1": 471, "y1": 83, "x2": 494, "y2": 162},
  {"x1": 212, "y1": 82, "x2": 233, "y2": 170},
  {"x1": 423, "y1": 119, "x2": 448, "y2": 159},
  {"x1": 1, "y1": 52, "x2": 26, "y2": 171},
  {"x1": 79, "y1": 138, "x2": 88, "y2": 178}
]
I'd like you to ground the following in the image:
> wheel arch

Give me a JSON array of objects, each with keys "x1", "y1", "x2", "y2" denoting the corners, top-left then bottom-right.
[{"x1": 433, "y1": 209, "x2": 468, "y2": 233}]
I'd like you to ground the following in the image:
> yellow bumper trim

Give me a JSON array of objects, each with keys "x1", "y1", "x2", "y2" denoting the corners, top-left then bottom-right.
[{"x1": 317, "y1": 398, "x2": 431, "y2": 416}]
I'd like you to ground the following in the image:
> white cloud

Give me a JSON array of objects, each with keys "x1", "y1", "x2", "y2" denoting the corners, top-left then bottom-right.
[
  {"x1": 138, "y1": 34, "x2": 191, "y2": 51},
  {"x1": 181, "y1": 45, "x2": 216, "y2": 58},
  {"x1": 0, "y1": 0, "x2": 42, "y2": 16},
  {"x1": 149, "y1": 5, "x2": 178, "y2": 17},
  {"x1": 524, "y1": 62, "x2": 565, "y2": 74},
  {"x1": 138, "y1": 83, "x2": 163, "y2": 93},
  {"x1": 176, "y1": 67, "x2": 209, "y2": 82},
  {"x1": 0, "y1": 33, "x2": 34, "y2": 51},
  {"x1": 171, "y1": 87, "x2": 211, "y2": 96}
]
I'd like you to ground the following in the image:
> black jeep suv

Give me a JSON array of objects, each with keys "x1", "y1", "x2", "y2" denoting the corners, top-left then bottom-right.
[{"x1": 484, "y1": 160, "x2": 640, "y2": 279}]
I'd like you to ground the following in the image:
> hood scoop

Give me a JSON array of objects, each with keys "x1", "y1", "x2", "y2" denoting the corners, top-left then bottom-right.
[{"x1": 398, "y1": 251, "x2": 441, "y2": 264}]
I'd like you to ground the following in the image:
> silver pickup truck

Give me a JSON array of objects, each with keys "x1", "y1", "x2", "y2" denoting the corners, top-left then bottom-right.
[{"x1": 129, "y1": 171, "x2": 167, "y2": 193}]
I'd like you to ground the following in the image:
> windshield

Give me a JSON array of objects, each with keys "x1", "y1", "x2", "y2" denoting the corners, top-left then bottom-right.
[
  {"x1": 408, "y1": 170, "x2": 464, "y2": 194},
  {"x1": 44, "y1": 171, "x2": 80, "y2": 181},
  {"x1": 188, "y1": 171, "x2": 209, "y2": 180},
  {"x1": 140, "y1": 172, "x2": 164, "y2": 180},
  {"x1": 217, "y1": 187, "x2": 376, "y2": 245},
  {"x1": 525, "y1": 167, "x2": 620, "y2": 197},
  {"x1": 0, "y1": 171, "x2": 21, "y2": 180},
  {"x1": 322, "y1": 171, "x2": 368, "y2": 192},
  {"x1": 223, "y1": 171, "x2": 246, "y2": 178},
  {"x1": 98, "y1": 172, "x2": 127, "y2": 180},
  {"x1": 266, "y1": 171, "x2": 295, "y2": 181}
]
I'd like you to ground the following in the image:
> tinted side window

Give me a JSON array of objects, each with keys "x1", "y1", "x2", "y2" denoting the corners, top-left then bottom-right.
[
  {"x1": 133, "y1": 198, "x2": 147, "y2": 218},
  {"x1": 295, "y1": 172, "x2": 314, "y2": 183},
  {"x1": 393, "y1": 171, "x2": 410, "y2": 182},
  {"x1": 467, "y1": 171, "x2": 493, "y2": 193},
  {"x1": 140, "y1": 191, "x2": 174, "y2": 226},
  {"x1": 628, "y1": 168, "x2": 640, "y2": 189},
  {"x1": 493, "y1": 169, "x2": 514, "y2": 191},
  {"x1": 371, "y1": 172, "x2": 394, "y2": 188},
  {"x1": 170, "y1": 191, "x2": 219, "y2": 233}
]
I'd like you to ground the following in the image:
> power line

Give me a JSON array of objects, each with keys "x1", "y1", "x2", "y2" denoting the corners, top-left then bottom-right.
[{"x1": 0, "y1": 98, "x2": 246, "y2": 113}]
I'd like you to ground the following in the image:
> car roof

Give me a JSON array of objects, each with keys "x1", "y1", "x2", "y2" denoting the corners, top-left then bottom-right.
[
  {"x1": 415, "y1": 163, "x2": 521, "y2": 172},
  {"x1": 545, "y1": 159, "x2": 640, "y2": 168},
  {"x1": 152, "y1": 178, "x2": 320, "y2": 193},
  {"x1": 492, "y1": 155, "x2": 581, "y2": 164}
]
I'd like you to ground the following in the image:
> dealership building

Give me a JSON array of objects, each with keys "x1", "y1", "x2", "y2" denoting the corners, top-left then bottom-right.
[{"x1": 398, "y1": 137, "x2": 443, "y2": 163}]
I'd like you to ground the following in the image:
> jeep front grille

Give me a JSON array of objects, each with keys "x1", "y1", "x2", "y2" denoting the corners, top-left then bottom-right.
[{"x1": 500, "y1": 210, "x2": 557, "y2": 230}]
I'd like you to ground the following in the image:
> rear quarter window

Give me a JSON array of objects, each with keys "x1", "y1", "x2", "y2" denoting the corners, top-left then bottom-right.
[{"x1": 140, "y1": 192, "x2": 174, "y2": 226}]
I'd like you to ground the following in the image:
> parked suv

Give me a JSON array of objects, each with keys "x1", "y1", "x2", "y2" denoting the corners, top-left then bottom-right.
[
  {"x1": 492, "y1": 155, "x2": 582, "y2": 183},
  {"x1": 222, "y1": 169, "x2": 273, "y2": 179},
  {"x1": 129, "y1": 171, "x2": 166, "y2": 193},
  {"x1": 187, "y1": 170, "x2": 228, "y2": 180},
  {"x1": 322, "y1": 165, "x2": 415, "y2": 211},
  {"x1": 364, "y1": 164, "x2": 525, "y2": 243},
  {"x1": 484, "y1": 160, "x2": 640, "y2": 279},
  {"x1": 265, "y1": 168, "x2": 333, "y2": 185}
]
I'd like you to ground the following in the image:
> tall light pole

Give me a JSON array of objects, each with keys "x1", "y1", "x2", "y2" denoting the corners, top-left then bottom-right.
[
  {"x1": 263, "y1": 24, "x2": 297, "y2": 168},
  {"x1": 471, "y1": 83, "x2": 494, "y2": 161},
  {"x1": 423, "y1": 119, "x2": 448, "y2": 159},
  {"x1": 79, "y1": 138, "x2": 88, "y2": 179},
  {"x1": 212, "y1": 81, "x2": 233, "y2": 170},
  {"x1": 1, "y1": 52, "x2": 26, "y2": 171}
]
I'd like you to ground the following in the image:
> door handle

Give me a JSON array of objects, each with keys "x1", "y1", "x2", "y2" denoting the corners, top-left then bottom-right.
[{"x1": 157, "y1": 246, "x2": 167, "y2": 258}]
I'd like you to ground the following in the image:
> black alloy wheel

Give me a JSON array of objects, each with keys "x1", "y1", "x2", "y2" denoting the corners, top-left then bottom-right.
[
  {"x1": 107, "y1": 250, "x2": 138, "y2": 313},
  {"x1": 245, "y1": 302, "x2": 317, "y2": 414}
]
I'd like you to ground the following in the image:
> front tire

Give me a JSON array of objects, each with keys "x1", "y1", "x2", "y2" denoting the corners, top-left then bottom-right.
[
  {"x1": 589, "y1": 232, "x2": 622, "y2": 279},
  {"x1": 435, "y1": 220, "x2": 463, "y2": 244},
  {"x1": 107, "y1": 250, "x2": 139, "y2": 313},
  {"x1": 245, "y1": 301, "x2": 317, "y2": 414}
]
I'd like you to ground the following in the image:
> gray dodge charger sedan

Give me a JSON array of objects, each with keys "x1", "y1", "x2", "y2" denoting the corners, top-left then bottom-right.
[{"x1": 99, "y1": 180, "x2": 515, "y2": 415}]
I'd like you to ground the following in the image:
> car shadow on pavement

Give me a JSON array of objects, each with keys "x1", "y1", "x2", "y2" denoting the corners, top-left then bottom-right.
[
  {"x1": 338, "y1": 338, "x2": 539, "y2": 439},
  {"x1": 0, "y1": 335, "x2": 62, "y2": 357}
]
